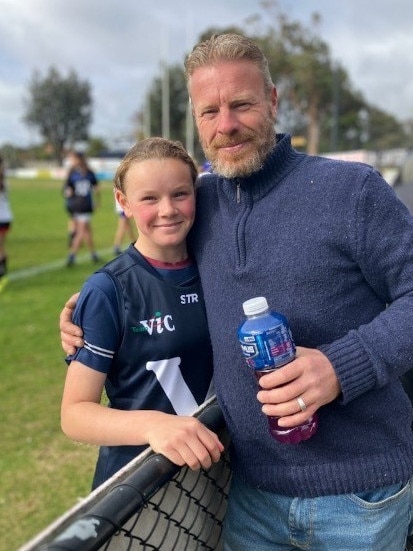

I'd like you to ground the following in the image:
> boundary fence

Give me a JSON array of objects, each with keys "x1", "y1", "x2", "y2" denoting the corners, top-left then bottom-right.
[{"x1": 18, "y1": 397, "x2": 231, "y2": 551}]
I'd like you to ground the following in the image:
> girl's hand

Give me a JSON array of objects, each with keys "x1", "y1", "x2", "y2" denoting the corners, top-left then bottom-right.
[{"x1": 147, "y1": 413, "x2": 224, "y2": 470}]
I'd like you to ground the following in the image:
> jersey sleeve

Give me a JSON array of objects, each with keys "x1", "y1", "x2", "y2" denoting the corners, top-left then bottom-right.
[{"x1": 67, "y1": 271, "x2": 122, "y2": 373}]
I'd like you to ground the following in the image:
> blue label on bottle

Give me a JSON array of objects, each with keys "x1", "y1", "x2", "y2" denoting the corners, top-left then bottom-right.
[{"x1": 238, "y1": 317, "x2": 295, "y2": 370}]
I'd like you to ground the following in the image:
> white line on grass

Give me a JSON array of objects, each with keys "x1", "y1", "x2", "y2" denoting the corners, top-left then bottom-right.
[{"x1": 8, "y1": 248, "x2": 114, "y2": 281}]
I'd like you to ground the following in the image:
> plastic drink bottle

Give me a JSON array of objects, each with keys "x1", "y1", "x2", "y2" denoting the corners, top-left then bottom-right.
[{"x1": 237, "y1": 296, "x2": 318, "y2": 444}]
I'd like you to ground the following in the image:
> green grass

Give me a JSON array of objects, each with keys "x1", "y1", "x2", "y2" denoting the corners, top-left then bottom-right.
[{"x1": 0, "y1": 178, "x2": 124, "y2": 551}]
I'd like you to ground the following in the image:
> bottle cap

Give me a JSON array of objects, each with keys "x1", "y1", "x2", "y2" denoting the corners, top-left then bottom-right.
[{"x1": 242, "y1": 296, "x2": 269, "y2": 316}]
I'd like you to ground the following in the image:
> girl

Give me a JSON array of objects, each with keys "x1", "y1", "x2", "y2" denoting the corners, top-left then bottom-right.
[{"x1": 61, "y1": 138, "x2": 223, "y2": 489}]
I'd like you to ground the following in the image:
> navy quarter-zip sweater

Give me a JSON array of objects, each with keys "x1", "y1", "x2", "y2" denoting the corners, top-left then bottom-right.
[{"x1": 189, "y1": 133, "x2": 413, "y2": 497}]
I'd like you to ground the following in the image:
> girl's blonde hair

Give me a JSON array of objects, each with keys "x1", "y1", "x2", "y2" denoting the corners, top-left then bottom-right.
[{"x1": 114, "y1": 137, "x2": 198, "y2": 193}]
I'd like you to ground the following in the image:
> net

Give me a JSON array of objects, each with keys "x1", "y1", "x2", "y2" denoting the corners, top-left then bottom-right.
[{"x1": 18, "y1": 397, "x2": 231, "y2": 551}]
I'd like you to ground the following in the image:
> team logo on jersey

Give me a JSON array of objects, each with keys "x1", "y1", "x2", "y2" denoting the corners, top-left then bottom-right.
[
  {"x1": 131, "y1": 311, "x2": 175, "y2": 335},
  {"x1": 130, "y1": 296, "x2": 199, "y2": 335}
]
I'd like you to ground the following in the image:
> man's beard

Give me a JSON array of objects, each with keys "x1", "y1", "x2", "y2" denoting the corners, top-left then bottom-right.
[{"x1": 200, "y1": 116, "x2": 276, "y2": 179}]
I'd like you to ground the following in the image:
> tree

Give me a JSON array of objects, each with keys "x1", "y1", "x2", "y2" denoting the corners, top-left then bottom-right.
[
  {"x1": 146, "y1": 63, "x2": 189, "y2": 143},
  {"x1": 251, "y1": 8, "x2": 341, "y2": 155},
  {"x1": 253, "y1": 3, "x2": 410, "y2": 153},
  {"x1": 23, "y1": 66, "x2": 92, "y2": 165}
]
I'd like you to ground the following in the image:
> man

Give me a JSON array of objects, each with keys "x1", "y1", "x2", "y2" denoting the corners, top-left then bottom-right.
[{"x1": 61, "y1": 34, "x2": 413, "y2": 550}]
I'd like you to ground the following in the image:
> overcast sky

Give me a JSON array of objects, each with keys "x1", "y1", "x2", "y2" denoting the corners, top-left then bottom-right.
[{"x1": 0, "y1": 0, "x2": 412, "y2": 148}]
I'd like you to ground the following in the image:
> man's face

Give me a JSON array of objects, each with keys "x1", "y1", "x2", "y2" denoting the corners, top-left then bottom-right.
[{"x1": 189, "y1": 60, "x2": 278, "y2": 179}]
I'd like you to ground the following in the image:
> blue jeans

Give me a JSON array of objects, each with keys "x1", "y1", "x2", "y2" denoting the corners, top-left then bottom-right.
[{"x1": 223, "y1": 474, "x2": 413, "y2": 551}]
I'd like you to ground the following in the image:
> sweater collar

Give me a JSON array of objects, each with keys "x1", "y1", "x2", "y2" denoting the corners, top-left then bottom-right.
[{"x1": 220, "y1": 133, "x2": 304, "y2": 201}]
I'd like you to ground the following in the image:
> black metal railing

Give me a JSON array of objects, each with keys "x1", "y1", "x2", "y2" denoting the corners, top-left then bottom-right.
[{"x1": 18, "y1": 397, "x2": 232, "y2": 551}]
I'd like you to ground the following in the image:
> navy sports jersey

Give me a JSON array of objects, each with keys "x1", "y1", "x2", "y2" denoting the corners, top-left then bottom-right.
[
  {"x1": 64, "y1": 168, "x2": 98, "y2": 214},
  {"x1": 68, "y1": 244, "x2": 214, "y2": 488}
]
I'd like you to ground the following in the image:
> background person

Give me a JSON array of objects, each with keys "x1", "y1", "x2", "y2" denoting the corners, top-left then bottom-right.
[
  {"x1": 197, "y1": 160, "x2": 212, "y2": 177},
  {"x1": 0, "y1": 154, "x2": 13, "y2": 290},
  {"x1": 63, "y1": 151, "x2": 101, "y2": 267},
  {"x1": 112, "y1": 196, "x2": 136, "y2": 255},
  {"x1": 61, "y1": 137, "x2": 223, "y2": 489},
  {"x1": 62, "y1": 182, "x2": 76, "y2": 248},
  {"x1": 60, "y1": 34, "x2": 413, "y2": 550}
]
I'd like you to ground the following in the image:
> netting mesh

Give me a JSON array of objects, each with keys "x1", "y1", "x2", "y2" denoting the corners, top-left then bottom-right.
[
  {"x1": 18, "y1": 398, "x2": 232, "y2": 551},
  {"x1": 100, "y1": 452, "x2": 231, "y2": 551}
]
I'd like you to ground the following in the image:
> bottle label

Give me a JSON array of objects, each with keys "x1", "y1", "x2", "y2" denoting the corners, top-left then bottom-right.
[{"x1": 239, "y1": 324, "x2": 295, "y2": 370}]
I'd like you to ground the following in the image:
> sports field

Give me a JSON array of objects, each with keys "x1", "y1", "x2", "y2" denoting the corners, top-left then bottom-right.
[{"x1": 0, "y1": 177, "x2": 121, "y2": 551}]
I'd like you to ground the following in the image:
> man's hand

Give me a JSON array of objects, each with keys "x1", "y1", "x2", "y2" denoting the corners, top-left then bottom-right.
[
  {"x1": 256, "y1": 346, "x2": 341, "y2": 427},
  {"x1": 60, "y1": 292, "x2": 83, "y2": 355}
]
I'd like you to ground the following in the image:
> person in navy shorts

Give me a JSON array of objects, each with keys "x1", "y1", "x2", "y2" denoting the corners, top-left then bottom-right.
[
  {"x1": 112, "y1": 196, "x2": 136, "y2": 256},
  {"x1": 63, "y1": 151, "x2": 101, "y2": 267}
]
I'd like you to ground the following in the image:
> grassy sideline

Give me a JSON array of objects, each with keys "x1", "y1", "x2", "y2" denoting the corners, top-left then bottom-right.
[{"x1": 0, "y1": 177, "x2": 122, "y2": 551}]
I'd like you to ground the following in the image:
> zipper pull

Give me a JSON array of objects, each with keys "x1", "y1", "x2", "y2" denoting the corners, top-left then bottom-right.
[{"x1": 236, "y1": 182, "x2": 241, "y2": 203}]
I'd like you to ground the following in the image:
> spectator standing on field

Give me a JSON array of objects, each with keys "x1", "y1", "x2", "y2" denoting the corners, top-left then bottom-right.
[
  {"x1": 0, "y1": 155, "x2": 13, "y2": 290},
  {"x1": 112, "y1": 196, "x2": 136, "y2": 255},
  {"x1": 63, "y1": 151, "x2": 101, "y2": 267}
]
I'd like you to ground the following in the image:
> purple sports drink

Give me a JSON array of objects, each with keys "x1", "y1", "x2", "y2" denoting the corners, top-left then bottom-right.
[{"x1": 237, "y1": 296, "x2": 318, "y2": 444}]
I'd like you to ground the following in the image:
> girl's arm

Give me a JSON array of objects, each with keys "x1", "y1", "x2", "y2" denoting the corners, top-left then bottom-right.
[{"x1": 61, "y1": 360, "x2": 224, "y2": 470}]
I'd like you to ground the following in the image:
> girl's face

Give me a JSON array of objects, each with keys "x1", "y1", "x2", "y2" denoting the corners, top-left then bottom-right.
[
  {"x1": 68, "y1": 153, "x2": 81, "y2": 169},
  {"x1": 115, "y1": 157, "x2": 196, "y2": 262}
]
